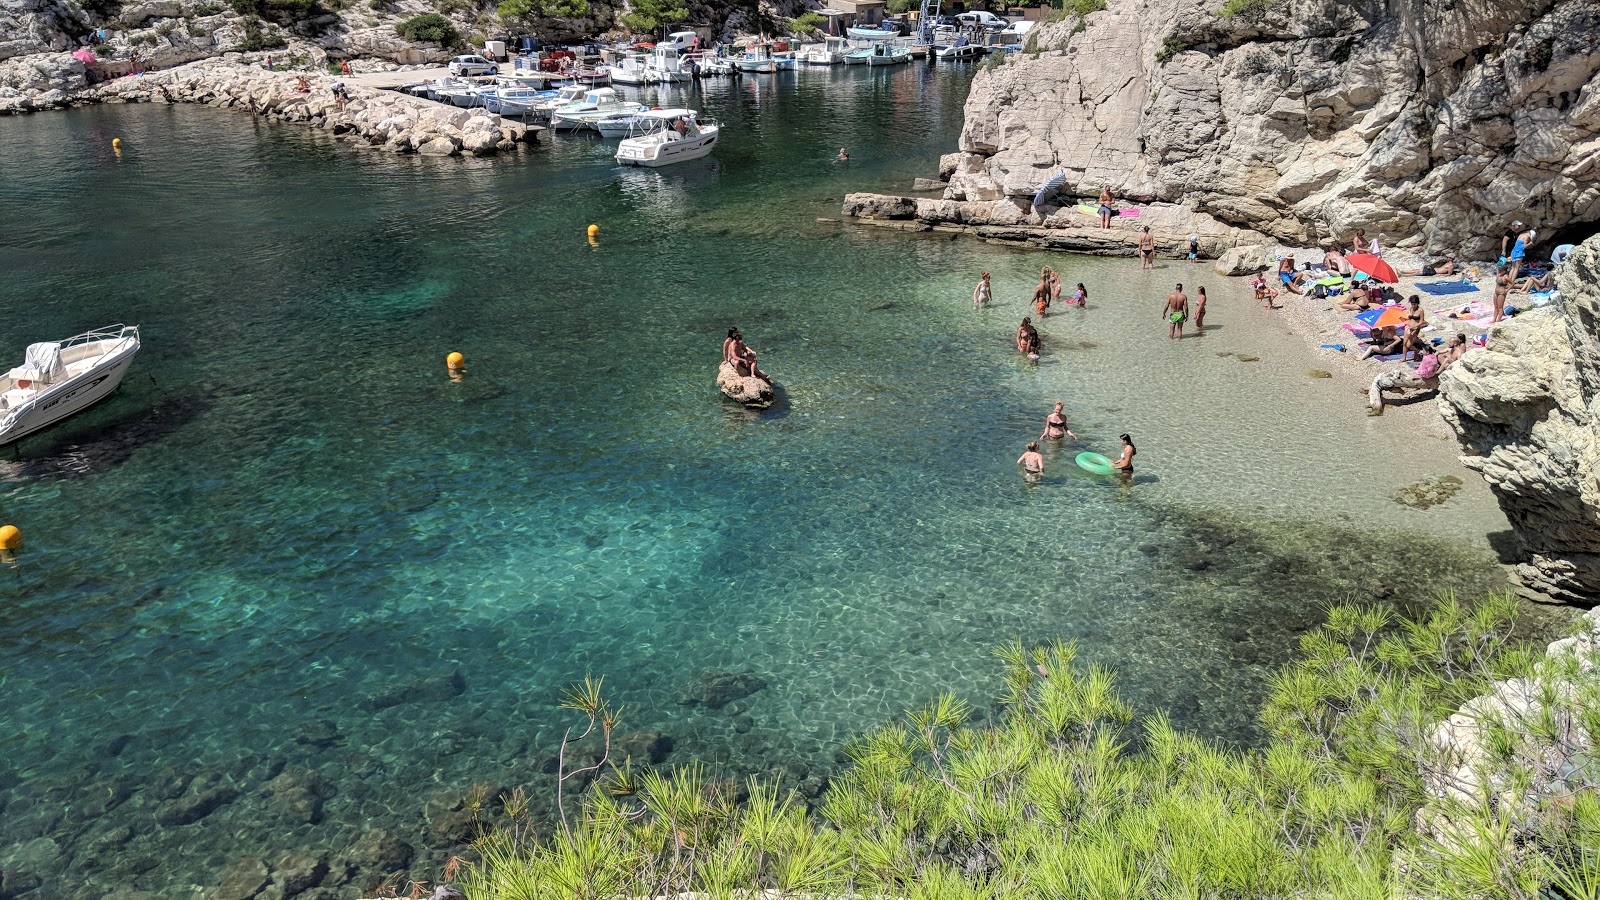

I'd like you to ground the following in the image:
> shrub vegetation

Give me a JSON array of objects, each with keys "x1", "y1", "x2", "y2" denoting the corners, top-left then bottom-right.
[
  {"x1": 457, "y1": 595, "x2": 1600, "y2": 899},
  {"x1": 395, "y1": 12, "x2": 458, "y2": 44}
]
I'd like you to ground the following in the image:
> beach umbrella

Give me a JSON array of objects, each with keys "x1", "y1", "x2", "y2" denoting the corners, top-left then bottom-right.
[
  {"x1": 1031, "y1": 171, "x2": 1067, "y2": 209},
  {"x1": 1372, "y1": 306, "x2": 1409, "y2": 329},
  {"x1": 1553, "y1": 243, "x2": 1575, "y2": 265},
  {"x1": 1346, "y1": 253, "x2": 1399, "y2": 284},
  {"x1": 72, "y1": 48, "x2": 96, "y2": 63}
]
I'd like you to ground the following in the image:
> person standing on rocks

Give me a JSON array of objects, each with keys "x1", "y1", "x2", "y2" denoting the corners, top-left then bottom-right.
[
  {"x1": 1139, "y1": 227, "x2": 1155, "y2": 270},
  {"x1": 1164, "y1": 284, "x2": 1189, "y2": 339},
  {"x1": 1508, "y1": 226, "x2": 1536, "y2": 280},
  {"x1": 1098, "y1": 186, "x2": 1114, "y2": 229}
]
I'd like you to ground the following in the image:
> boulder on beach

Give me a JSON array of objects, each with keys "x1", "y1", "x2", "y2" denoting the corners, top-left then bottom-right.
[{"x1": 717, "y1": 360, "x2": 773, "y2": 408}]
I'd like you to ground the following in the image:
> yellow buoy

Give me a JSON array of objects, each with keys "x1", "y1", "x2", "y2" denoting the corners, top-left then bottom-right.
[
  {"x1": 586, "y1": 224, "x2": 599, "y2": 238},
  {"x1": 0, "y1": 525, "x2": 21, "y2": 551},
  {"x1": 112, "y1": 137, "x2": 122, "y2": 149},
  {"x1": 446, "y1": 351, "x2": 464, "y2": 369}
]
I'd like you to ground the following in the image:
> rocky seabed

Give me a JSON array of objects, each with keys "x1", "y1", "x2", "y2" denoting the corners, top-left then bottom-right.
[{"x1": 2, "y1": 55, "x2": 537, "y2": 157}]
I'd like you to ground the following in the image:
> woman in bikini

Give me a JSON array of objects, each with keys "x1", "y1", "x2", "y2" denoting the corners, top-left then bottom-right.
[
  {"x1": 1138, "y1": 227, "x2": 1155, "y2": 270},
  {"x1": 1017, "y1": 317, "x2": 1033, "y2": 353},
  {"x1": 1047, "y1": 267, "x2": 1062, "y2": 306},
  {"x1": 1110, "y1": 433, "x2": 1136, "y2": 474},
  {"x1": 1072, "y1": 283, "x2": 1088, "y2": 308},
  {"x1": 723, "y1": 327, "x2": 742, "y2": 363},
  {"x1": 1041, "y1": 402, "x2": 1077, "y2": 441},
  {"x1": 1193, "y1": 286, "x2": 1208, "y2": 331},
  {"x1": 1401, "y1": 296, "x2": 1427, "y2": 361},
  {"x1": 972, "y1": 271, "x2": 992, "y2": 309},
  {"x1": 1493, "y1": 265, "x2": 1512, "y2": 323},
  {"x1": 1018, "y1": 441, "x2": 1044, "y2": 478}
]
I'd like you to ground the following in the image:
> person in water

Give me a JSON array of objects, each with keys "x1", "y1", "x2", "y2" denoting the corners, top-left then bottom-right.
[
  {"x1": 972, "y1": 271, "x2": 991, "y2": 309},
  {"x1": 1097, "y1": 185, "x2": 1114, "y2": 229},
  {"x1": 1192, "y1": 286, "x2": 1208, "y2": 331},
  {"x1": 1071, "y1": 282, "x2": 1088, "y2": 308},
  {"x1": 1047, "y1": 267, "x2": 1062, "y2": 306},
  {"x1": 1110, "y1": 433, "x2": 1135, "y2": 473},
  {"x1": 838, "y1": 147, "x2": 849, "y2": 161},
  {"x1": 1017, "y1": 441, "x2": 1044, "y2": 477},
  {"x1": 1024, "y1": 329, "x2": 1042, "y2": 360},
  {"x1": 1041, "y1": 402, "x2": 1078, "y2": 441},
  {"x1": 1164, "y1": 283, "x2": 1189, "y2": 339},
  {"x1": 1032, "y1": 280, "x2": 1050, "y2": 318},
  {"x1": 1016, "y1": 317, "x2": 1034, "y2": 353},
  {"x1": 1138, "y1": 227, "x2": 1155, "y2": 270}
]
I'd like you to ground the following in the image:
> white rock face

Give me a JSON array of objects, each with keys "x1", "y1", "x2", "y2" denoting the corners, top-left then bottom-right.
[
  {"x1": 0, "y1": 0, "x2": 81, "y2": 61},
  {"x1": 935, "y1": 0, "x2": 1600, "y2": 256},
  {"x1": 1438, "y1": 235, "x2": 1600, "y2": 604},
  {"x1": 0, "y1": 51, "x2": 85, "y2": 108}
]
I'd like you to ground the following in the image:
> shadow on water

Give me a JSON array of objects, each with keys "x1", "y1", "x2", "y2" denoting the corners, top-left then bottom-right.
[{"x1": 0, "y1": 391, "x2": 210, "y2": 484}]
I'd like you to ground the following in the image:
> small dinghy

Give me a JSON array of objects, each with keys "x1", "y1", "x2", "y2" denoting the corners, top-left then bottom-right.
[{"x1": 0, "y1": 325, "x2": 141, "y2": 446}]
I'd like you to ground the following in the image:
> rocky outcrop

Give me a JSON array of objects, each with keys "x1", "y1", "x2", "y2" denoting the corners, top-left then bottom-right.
[
  {"x1": 1438, "y1": 235, "x2": 1600, "y2": 605},
  {"x1": 906, "y1": 0, "x2": 1600, "y2": 257},
  {"x1": 70, "y1": 59, "x2": 539, "y2": 157},
  {"x1": 0, "y1": 50, "x2": 86, "y2": 110},
  {"x1": 0, "y1": 0, "x2": 84, "y2": 61},
  {"x1": 717, "y1": 360, "x2": 773, "y2": 408}
]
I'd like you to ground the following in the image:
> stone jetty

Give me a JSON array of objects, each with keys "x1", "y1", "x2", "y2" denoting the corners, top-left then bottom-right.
[{"x1": 5, "y1": 55, "x2": 538, "y2": 158}]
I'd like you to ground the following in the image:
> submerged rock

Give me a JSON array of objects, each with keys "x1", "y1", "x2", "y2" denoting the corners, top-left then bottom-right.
[
  {"x1": 679, "y1": 671, "x2": 769, "y2": 709},
  {"x1": 1439, "y1": 236, "x2": 1600, "y2": 603},
  {"x1": 154, "y1": 782, "x2": 238, "y2": 827},
  {"x1": 359, "y1": 669, "x2": 465, "y2": 711},
  {"x1": 213, "y1": 856, "x2": 269, "y2": 900}
]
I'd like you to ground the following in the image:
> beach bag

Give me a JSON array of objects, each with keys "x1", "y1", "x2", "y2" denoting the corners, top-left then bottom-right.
[
  {"x1": 1312, "y1": 284, "x2": 1328, "y2": 299},
  {"x1": 1415, "y1": 354, "x2": 1441, "y2": 378}
]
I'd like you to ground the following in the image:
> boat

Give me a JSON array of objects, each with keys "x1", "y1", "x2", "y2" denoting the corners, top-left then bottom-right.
[
  {"x1": 735, "y1": 42, "x2": 778, "y2": 73},
  {"x1": 841, "y1": 45, "x2": 869, "y2": 65},
  {"x1": 550, "y1": 87, "x2": 647, "y2": 131},
  {"x1": 601, "y1": 51, "x2": 651, "y2": 85},
  {"x1": 594, "y1": 110, "x2": 654, "y2": 137},
  {"x1": 697, "y1": 48, "x2": 738, "y2": 76},
  {"x1": 865, "y1": 42, "x2": 911, "y2": 65},
  {"x1": 483, "y1": 86, "x2": 562, "y2": 116},
  {"x1": 934, "y1": 36, "x2": 989, "y2": 60},
  {"x1": 799, "y1": 36, "x2": 849, "y2": 65},
  {"x1": 0, "y1": 325, "x2": 141, "y2": 446},
  {"x1": 615, "y1": 108, "x2": 719, "y2": 167},
  {"x1": 846, "y1": 23, "x2": 901, "y2": 40},
  {"x1": 646, "y1": 44, "x2": 690, "y2": 83}
]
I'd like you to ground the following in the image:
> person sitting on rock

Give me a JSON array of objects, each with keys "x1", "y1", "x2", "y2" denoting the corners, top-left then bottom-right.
[
  {"x1": 294, "y1": 75, "x2": 310, "y2": 93},
  {"x1": 728, "y1": 333, "x2": 769, "y2": 383}
]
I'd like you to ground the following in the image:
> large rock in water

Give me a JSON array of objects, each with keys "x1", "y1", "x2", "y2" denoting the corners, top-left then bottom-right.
[
  {"x1": 717, "y1": 360, "x2": 773, "y2": 408},
  {"x1": 1438, "y1": 235, "x2": 1600, "y2": 605},
  {"x1": 929, "y1": 0, "x2": 1600, "y2": 256}
]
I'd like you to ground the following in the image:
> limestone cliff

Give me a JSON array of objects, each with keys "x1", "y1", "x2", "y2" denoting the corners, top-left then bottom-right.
[
  {"x1": 1438, "y1": 235, "x2": 1600, "y2": 605},
  {"x1": 931, "y1": 0, "x2": 1599, "y2": 257}
]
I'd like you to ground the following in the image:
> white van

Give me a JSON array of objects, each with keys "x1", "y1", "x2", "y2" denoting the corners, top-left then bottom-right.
[
  {"x1": 664, "y1": 30, "x2": 701, "y2": 51},
  {"x1": 956, "y1": 10, "x2": 1008, "y2": 29}
]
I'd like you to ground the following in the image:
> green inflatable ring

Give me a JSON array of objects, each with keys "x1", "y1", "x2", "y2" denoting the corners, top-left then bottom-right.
[{"x1": 1076, "y1": 452, "x2": 1115, "y2": 475}]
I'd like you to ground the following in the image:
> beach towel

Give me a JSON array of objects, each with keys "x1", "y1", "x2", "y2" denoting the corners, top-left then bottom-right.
[
  {"x1": 1433, "y1": 300, "x2": 1497, "y2": 326},
  {"x1": 1118, "y1": 208, "x2": 1140, "y2": 217},
  {"x1": 1076, "y1": 204, "x2": 1098, "y2": 215},
  {"x1": 1415, "y1": 281, "x2": 1477, "y2": 296}
]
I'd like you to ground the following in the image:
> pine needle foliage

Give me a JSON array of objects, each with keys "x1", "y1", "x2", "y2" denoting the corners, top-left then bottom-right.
[{"x1": 458, "y1": 594, "x2": 1598, "y2": 899}]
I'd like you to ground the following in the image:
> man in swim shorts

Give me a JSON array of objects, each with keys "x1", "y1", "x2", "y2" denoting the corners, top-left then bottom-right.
[
  {"x1": 1098, "y1": 185, "x2": 1114, "y2": 229},
  {"x1": 1164, "y1": 284, "x2": 1189, "y2": 339}
]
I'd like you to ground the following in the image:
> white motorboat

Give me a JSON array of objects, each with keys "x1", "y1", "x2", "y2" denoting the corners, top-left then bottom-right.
[
  {"x1": 736, "y1": 42, "x2": 778, "y2": 73},
  {"x1": 699, "y1": 52, "x2": 736, "y2": 76},
  {"x1": 602, "y1": 52, "x2": 651, "y2": 85},
  {"x1": 615, "y1": 109, "x2": 719, "y2": 167},
  {"x1": 799, "y1": 36, "x2": 849, "y2": 65},
  {"x1": 594, "y1": 110, "x2": 653, "y2": 137},
  {"x1": 0, "y1": 325, "x2": 140, "y2": 446},
  {"x1": 484, "y1": 86, "x2": 558, "y2": 116},
  {"x1": 934, "y1": 36, "x2": 989, "y2": 60},
  {"x1": 847, "y1": 23, "x2": 902, "y2": 40},
  {"x1": 864, "y1": 42, "x2": 911, "y2": 66},
  {"x1": 551, "y1": 87, "x2": 648, "y2": 131},
  {"x1": 422, "y1": 76, "x2": 476, "y2": 102},
  {"x1": 646, "y1": 45, "x2": 690, "y2": 83}
]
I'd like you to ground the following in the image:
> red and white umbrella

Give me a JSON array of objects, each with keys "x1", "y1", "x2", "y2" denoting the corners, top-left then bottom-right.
[
  {"x1": 72, "y1": 49, "x2": 96, "y2": 64},
  {"x1": 1346, "y1": 253, "x2": 1399, "y2": 284}
]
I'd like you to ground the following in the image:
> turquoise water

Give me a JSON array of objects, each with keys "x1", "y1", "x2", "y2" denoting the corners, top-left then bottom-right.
[{"x1": 0, "y1": 66, "x2": 1521, "y2": 897}]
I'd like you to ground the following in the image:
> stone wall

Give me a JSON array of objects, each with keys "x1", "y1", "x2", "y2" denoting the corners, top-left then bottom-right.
[
  {"x1": 897, "y1": 0, "x2": 1600, "y2": 258},
  {"x1": 1438, "y1": 235, "x2": 1600, "y2": 605},
  {"x1": 88, "y1": 58, "x2": 539, "y2": 157}
]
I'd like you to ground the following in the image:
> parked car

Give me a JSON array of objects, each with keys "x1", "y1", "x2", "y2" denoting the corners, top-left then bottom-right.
[
  {"x1": 448, "y1": 54, "x2": 498, "y2": 76},
  {"x1": 956, "y1": 10, "x2": 1008, "y2": 29}
]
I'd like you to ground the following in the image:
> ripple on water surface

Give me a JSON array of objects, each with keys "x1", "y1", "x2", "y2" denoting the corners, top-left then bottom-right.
[{"x1": 0, "y1": 73, "x2": 1532, "y2": 898}]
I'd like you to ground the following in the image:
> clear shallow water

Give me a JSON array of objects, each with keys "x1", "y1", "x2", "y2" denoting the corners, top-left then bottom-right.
[{"x1": 0, "y1": 66, "x2": 1529, "y2": 897}]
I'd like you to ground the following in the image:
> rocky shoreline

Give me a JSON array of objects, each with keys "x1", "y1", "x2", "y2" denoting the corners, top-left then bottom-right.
[{"x1": 2, "y1": 55, "x2": 538, "y2": 156}]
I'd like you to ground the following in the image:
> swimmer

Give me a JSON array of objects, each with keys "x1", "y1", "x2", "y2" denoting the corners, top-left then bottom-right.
[
  {"x1": 1110, "y1": 433, "x2": 1136, "y2": 474},
  {"x1": 838, "y1": 147, "x2": 849, "y2": 161},
  {"x1": 1193, "y1": 285, "x2": 1207, "y2": 331},
  {"x1": 1040, "y1": 402, "x2": 1078, "y2": 441},
  {"x1": 1033, "y1": 281, "x2": 1050, "y2": 318},
  {"x1": 1016, "y1": 317, "x2": 1034, "y2": 353},
  {"x1": 1072, "y1": 282, "x2": 1087, "y2": 308},
  {"x1": 972, "y1": 271, "x2": 991, "y2": 309},
  {"x1": 1017, "y1": 440, "x2": 1043, "y2": 477},
  {"x1": 1164, "y1": 283, "x2": 1189, "y2": 339},
  {"x1": 1139, "y1": 226, "x2": 1155, "y2": 270}
]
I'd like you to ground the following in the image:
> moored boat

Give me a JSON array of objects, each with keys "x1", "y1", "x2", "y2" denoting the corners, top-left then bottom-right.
[
  {"x1": 0, "y1": 325, "x2": 141, "y2": 446},
  {"x1": 615, "y1": 108, "x2": 719, "y2": 167},
  {"x1": 846, "y1": 23, "x2": 901, "y2": 40},
  {"x1": 735, "y1": 42, "x2": 778, "y2": 73},
  {"x1": 799, "y1": 36, "x2": 849, "y2": 65},
  {"x1": 551, "y1": 87, "x2": 648, "y2": 131}
]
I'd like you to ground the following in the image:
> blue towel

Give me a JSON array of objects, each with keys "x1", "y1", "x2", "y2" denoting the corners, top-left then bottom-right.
[{"x1": 1415, "y1": 281, "x2": 1478, "y2": 295}]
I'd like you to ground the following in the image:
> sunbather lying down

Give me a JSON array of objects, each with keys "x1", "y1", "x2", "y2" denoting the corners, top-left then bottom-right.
[
  {"x1": 1367, "y1": 335, "x2": 1468, "y2": 414},
  {"x1": 1515, "y1": 271, "x2": 1554, "y2": 293},
  {"x1": 1400, "y1": 256, "x2": 1458, "y2": 277}
]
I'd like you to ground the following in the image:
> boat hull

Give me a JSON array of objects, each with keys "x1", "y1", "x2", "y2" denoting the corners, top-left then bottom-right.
[
  {"x1": 616, "y1": 131, "x2": 718, "y2": 167},
  {"x1": 0, "y1": 341, "x2": 139, "y2": 446}
]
